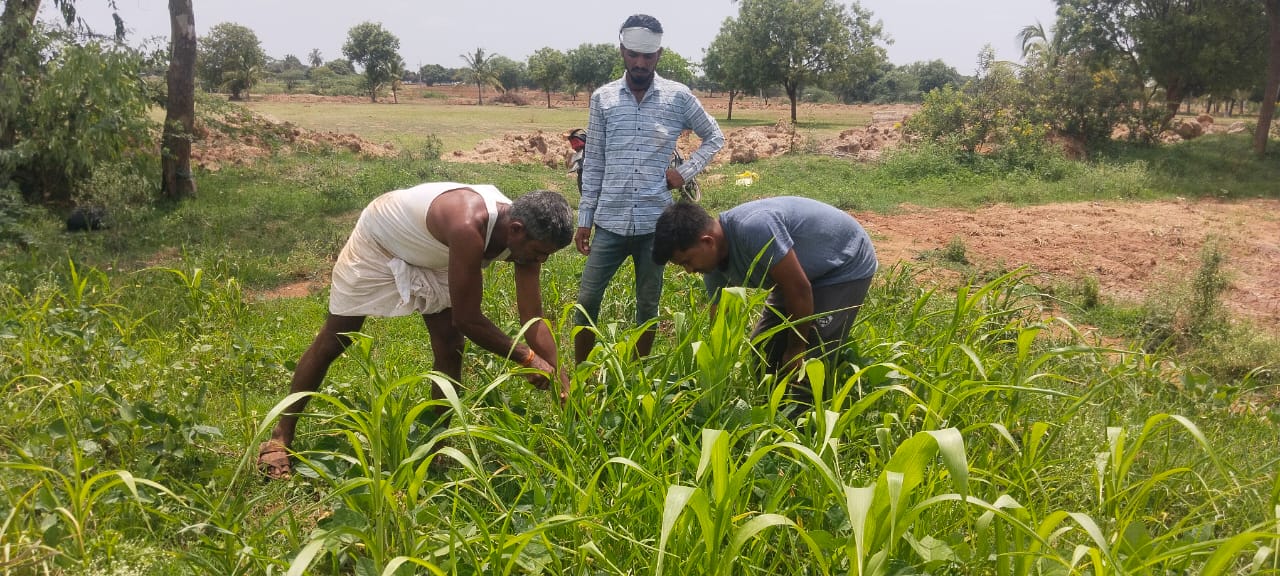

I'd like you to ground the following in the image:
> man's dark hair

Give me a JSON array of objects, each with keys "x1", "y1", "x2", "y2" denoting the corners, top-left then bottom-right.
[
  {"x1": 510, "y1": 190, "x2": 574, "y2": 248},
  {"x1": 620, "y1": 14, "x2": 663, "y2": 34},
  {"x1": 653, "y1": 201, "x2": 712, "y2": 264}
]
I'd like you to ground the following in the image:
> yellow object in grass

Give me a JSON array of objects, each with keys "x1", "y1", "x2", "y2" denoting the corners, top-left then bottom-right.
[{"x1": 734, "y1": 170, "x2": 759, "y2": 186}]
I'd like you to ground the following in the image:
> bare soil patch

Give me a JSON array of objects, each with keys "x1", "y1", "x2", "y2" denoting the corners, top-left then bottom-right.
[
  {"x1": 190, "y1": 105, "x2": 396, "y2": 171},
  {"x1": 445, "y1": 112, "x2": 911, "y2": 170},
  {"x1": 858, "y1": 198, "x2": 1280, "y2": 331}
]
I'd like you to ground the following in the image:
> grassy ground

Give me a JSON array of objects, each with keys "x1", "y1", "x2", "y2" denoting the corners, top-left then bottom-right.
[
  {"x1": 3, "y1": 99, "x2": 1280, "y2": 574},
  {"x1": 242, "y1": 86, "x2": 875, "y2": 152}
]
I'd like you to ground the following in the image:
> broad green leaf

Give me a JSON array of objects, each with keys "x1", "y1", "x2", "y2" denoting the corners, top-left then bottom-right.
[{"x1": 285, "y1": 538, "x2": 327, "y2": 576}]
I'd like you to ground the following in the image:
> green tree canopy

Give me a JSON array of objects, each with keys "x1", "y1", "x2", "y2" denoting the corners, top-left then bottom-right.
[
  {"x1": 489, "y1": 55, "x2": 526, "y2": 92},
  {"x1": 656, "y1": 49, "x2": 695, "y2": 86},
  {"x1": 704, "y1": 16, "x2": 770, "y2": 118},
  {"x1": 3, "y1": 32, "x2": 154, "y2": 204},
  {"x1": 342, "y1": 22, "x2": 403, "y2": 103},
  {"x1": 566, "y1": 42, "x2": 616, "y2": 96},
  {"x1": 862, "y1": 59, "x2": 964, "y2": 103},
  {"x1": 197, "y1": 22, "x2": 265, "y2": 100},
  {"x1": 325, "y1": 58, "x2": 354, "y2": 75},
  {"x1": 913, "y1": 60, "x2": 964, "y2": 94},
  {"x1": 720, "y1": 0, "x2": 888, "y2": 121},
  {"x1": 527, "y1": 47, "x2": 567, "y2": 108},
  {"x1": 418, "y1": 63, "x2": 452, "y2": 85},
  {"x1": 1056, "y1": 0, "x2": 1267, "y2": 123}
]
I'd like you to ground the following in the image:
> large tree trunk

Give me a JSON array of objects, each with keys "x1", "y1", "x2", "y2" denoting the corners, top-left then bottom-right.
[
  {"x1": 1256, "y1": 0, "x2": 1280, "y2": 157},
  {"x1": 785, "y1": 81, "x2": 799, "y2": 123},
  {"x1": 161, "y1": 0, "x2": 197, "y2": 200},
  {"x1": 1161, "y1": 80, "x2": 1187, "y2": 132},
  {"x1": 727, "y1": 89, "x2": 736, "y2": 121}
]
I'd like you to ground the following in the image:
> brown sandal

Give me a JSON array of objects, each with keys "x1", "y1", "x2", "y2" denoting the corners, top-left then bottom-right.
[{"x1": 257, "y1": 440, "x2": 292, "y2": 480}]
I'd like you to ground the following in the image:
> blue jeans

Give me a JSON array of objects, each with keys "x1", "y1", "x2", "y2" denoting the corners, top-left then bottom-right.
[{"x1": 575, "y1": 227, "x2": 663, "y2": 328}]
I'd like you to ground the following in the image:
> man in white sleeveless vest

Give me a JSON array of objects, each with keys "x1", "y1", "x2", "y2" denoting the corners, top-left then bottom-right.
[{"x1": 258, "y1": 184, "x2": 574, "y2": 479}]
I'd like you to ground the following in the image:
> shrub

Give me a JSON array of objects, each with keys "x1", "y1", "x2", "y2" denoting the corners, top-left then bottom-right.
[
  {"x1": 0, "y1": 183, "x2": 39, "y2": 248},
  {"x1": 491, "y1": 91, "x2": 529, "y2": 106},
  {"x1": 1138, "y1": 239, "x2": 1230, "y2": 350},
  {"x1": 801, "y1": 87, "x2": 838, "y2": 104},
  {"x1": 1021, "y1": 53, "x2": 1142, "y2": 154},
  {"x1": 943, "y1": 236, "x2": 969, "y2": 264},
  {"x1": 1, "y1": 32, "x2": 157, "y2": 205},
  {"x1": 1081, "y1": 275, "x2": 1100, "y2": 310}
]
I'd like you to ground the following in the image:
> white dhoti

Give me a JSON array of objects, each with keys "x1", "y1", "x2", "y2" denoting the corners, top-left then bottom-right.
[
  {"x1": 326, "y1": 182, "x2": 510, "y2": 317},
  {"x1": 328, "y1": 239, "x2": 451, "y2": 316}
]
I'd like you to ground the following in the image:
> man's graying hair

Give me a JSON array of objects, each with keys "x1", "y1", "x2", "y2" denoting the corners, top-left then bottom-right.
[
  {"x1": 510, "y1": 190, "x2": 574, "y2": 248},
  {"x1": 621, "y1": 14, "x2": 663, "y2": 33}
]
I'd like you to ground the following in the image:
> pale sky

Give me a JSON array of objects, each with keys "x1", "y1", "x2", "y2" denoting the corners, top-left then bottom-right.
[{"x1": 55, "y1": 0, "x2": 1057, "y2": 76}]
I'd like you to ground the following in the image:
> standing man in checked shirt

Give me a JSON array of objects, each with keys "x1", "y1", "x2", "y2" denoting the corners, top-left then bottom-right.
[{"x1": 573, "y1": 13, "x2": 724, "y2": 364}]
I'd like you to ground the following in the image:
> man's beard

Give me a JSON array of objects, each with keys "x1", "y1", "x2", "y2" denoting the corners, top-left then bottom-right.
[{"x1": 628, "y1": 69, "x2": 653, "y2": 88}]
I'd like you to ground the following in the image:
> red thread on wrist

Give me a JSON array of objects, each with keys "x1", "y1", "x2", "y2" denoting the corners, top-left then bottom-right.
[{"x1": 518, "y1": 348, "x2": 536, "y2": 367}]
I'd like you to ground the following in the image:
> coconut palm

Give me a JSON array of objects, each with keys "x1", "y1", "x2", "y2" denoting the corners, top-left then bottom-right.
[
  {"x1": 1017, "y1": 20, "x2": 1063, "y2": 69},
  {"x1": 460, "y1": 47, "x2": 503, "y2": 105}
]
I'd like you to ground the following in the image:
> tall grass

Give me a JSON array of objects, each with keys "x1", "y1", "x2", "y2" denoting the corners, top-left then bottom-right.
[
  {"x1": 2, "y1": 134, "x2": 1278, "y2": 573},
  {"x1": 4, "y1": 252, "x2": 1277, "y2": 573}
]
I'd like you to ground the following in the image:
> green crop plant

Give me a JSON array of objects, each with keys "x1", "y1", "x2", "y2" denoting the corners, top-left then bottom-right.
[{"x1": 0, "y1": 410, "x2": 179, "y2": 571}]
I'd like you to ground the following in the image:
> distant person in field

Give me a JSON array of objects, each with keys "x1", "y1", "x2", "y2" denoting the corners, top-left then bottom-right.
[
  {"x1": 257, "y1": 184, "x2": 574, "y2": 480},
  {"x1": 573, "y1": 13, "x2": 724, "y2": 364},
  {"x1": 566, "y1": 128, "x2": 587, "y2": 193},
  {"x1": 652, "y1": 198, "x2": 878, "y2": 406}
]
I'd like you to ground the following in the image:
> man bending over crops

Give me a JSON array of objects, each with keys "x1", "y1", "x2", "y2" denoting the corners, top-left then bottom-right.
[
  {"x1": 652, "y1": 198, "x2": 878, "y2": 406},
  {"x1": 257, "y1": 184, "x2": 574, "y2": 480}
]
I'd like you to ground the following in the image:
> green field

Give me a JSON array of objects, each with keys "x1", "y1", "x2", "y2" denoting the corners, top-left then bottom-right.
[
  {"x1": 2, "y1": 99, "x2": 1279, "y2": 575},
  {"x1": 242, "y1": 87, "x2": 875, "y2": 152}
]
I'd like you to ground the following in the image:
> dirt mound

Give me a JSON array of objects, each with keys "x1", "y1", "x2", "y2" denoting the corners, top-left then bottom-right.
[
  {"x1": 444, "y1": 122, "x2": 804, "y2": 169},
  {"x1": 716, "y1": 120, "x2": 802, "y2": 164},
  {"x1": 445, "y1": 122, "x2": 808, "y2": 169},
  {"x1": 858, "y1": 198, "x2": 1280, "y2": 331},
  {"x1": 817, "y1": 124, "x2": 907, "y2": 161},
  {"x1": 441, "y1": 109, "x2": 914, "y2": 169},
  {"x1": 191, "y1": 107, "x2": 396, "y2": 171},
  {"x1": 447, "y1": 130, "x2": 575, "y2": 168}
]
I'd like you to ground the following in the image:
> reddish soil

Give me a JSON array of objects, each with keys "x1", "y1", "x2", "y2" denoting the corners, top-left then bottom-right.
[{"x1": 858, "y1": 198, "x2": 1280, "y2": 331}]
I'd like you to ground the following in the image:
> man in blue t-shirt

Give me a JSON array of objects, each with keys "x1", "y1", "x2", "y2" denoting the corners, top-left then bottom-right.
[{"x1": 653, "y1": 198, "x2": 878, "y2": 401}]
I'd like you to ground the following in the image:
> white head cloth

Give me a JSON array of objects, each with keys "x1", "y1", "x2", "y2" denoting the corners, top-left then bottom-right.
[{"x1": 620, "y1": 27, "x2": 662, "y2": 53}]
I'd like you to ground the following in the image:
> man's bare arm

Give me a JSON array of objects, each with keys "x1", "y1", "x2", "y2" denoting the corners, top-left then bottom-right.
[
  {"x1": 433, "y1": 193, "x2": 537, "y2": 367},
  {"x1": 514, "y1": 261, "x2": 569, "y2": 399}
]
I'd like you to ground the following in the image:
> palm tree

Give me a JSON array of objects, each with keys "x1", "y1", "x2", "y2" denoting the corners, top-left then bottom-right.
[
  {"x1": 1016, "y1": 20, "x2": 1062, "y2": 69},
  {"x1": 460, "y1": 47, "x2": 502, "y2": 105},
  {"x1": 221, "y1": 63, "x2": 262, "y2": 101}
]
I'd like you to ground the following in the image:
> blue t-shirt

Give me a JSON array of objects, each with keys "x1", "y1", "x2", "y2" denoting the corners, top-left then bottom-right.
[{"x1": 704, "y1": 196, "x2": 878, "y2": 300}]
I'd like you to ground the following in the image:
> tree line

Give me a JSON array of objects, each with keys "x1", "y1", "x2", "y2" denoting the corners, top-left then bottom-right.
[{"x1": 1, "y1": 0, "x2": 1278, "y2": 211}]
